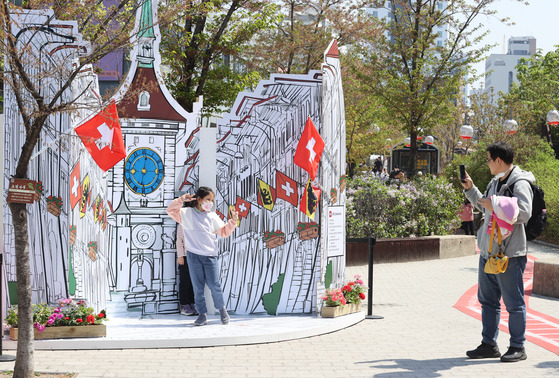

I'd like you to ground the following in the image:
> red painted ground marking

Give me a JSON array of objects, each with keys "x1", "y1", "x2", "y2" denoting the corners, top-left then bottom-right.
[{"x1": 454, "y1": 254, "x2": 559, "y2": 356}]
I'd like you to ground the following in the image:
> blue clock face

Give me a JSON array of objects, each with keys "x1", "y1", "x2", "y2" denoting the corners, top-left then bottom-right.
[{"x1": 124, "y1": 148, "x2": 164, "y2": 195}]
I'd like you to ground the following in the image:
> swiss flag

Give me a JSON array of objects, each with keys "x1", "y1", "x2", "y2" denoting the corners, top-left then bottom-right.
[
  {"x1": 69, "y1": 162, "x2": 82, "y2": 210},
  {"x1": 276, "y1": 171, "x2": 298, "y2": 206},
  {"x1": 75, "y1": 100, "x2": 126, "y2": 171},
  {"x1": 235, "y1": 197, "x2": 251, "y2": 219},
  {"x1": 293, "y1": 117, "x2": 324, "y2": 180}
]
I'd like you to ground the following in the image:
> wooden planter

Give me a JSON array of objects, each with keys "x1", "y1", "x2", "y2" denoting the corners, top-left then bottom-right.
[
  {"x1": 321, "y1": 302, "x2": 361, "y2": 318},
  {"x1": 10, "y1": 324, "x2": 106, "y2": 340},
  {"x1": 88, "y1": 247, "x2": 97, "y2": 261},
  {"x1": 331, "y1": 192, "x2": 337, "y2": 205},
  {"x1": 265, "y1": 235, "x2": 285, "y2": 249},
  {"x1": 299, "y1": 227, "x2": 319, "y2": 241},
  {"x1": 47, "y1": 202, "x2": 61, "y2": 217},
  {"x1": 69, "y1": 230, "x2": 77, "y2": 246}
]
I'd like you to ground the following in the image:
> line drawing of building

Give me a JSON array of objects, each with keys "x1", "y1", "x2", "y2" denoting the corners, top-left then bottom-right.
[{"x1": 3, "y1": 2, "x2": 347, "y2": 318}]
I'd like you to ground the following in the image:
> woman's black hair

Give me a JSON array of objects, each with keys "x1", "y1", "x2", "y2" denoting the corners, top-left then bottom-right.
[{"x1": 183, "y1": 186, "x2": 214, "y2": 208}]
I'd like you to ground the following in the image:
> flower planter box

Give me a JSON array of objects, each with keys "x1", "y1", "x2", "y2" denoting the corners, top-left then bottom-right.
[
  {"x1": 88, "y1": 246, "x2": 97, "y2": 261},
  {"x1": 321, "y1": 302, "x2": 361, "y2": 318},
  {"x1": 69, "y1": 231, "x2": 77, "y2": 246},
  {"x1": 265, "y1": 235, "x2": 285, "y2": 249},
  {"x1": 10, "y1": 324, "x2": 106, "y2": 340},
  {"x1": 299, "y1": 227, "x2": 319, "y2": 241},
  {"x1": 47, "y1": 202, "x2": 61, "y2": 217}
]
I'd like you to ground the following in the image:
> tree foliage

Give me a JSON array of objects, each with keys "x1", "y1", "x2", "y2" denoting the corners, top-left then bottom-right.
[
  {"x1": 246, "y1": 0, "x2": 369, "y2": 77},
  {"x1": 158, "y1": 0, "x2": 279, "y2": 113},
  {"x1": 504, "y1": 48, "x2": 559, "y2": 155},
  {"x1": 345, "y1": 0, "x2": 520, "y2": 176}
]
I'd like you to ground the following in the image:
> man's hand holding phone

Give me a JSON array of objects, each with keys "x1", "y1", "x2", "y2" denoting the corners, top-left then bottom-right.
[{"x1": 459, "y1": 165, "x2": 473, "y2": 190}]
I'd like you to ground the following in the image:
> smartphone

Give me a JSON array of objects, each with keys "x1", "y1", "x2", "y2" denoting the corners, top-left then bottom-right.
[{"x1": 459, "y1": 164, "x2": 466, "y2": 182}]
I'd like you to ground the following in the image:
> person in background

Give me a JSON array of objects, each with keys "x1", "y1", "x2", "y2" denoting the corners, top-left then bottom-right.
[
  {"x1": 459, "y1": 198, "x2": 475, "y2": 235},
  {"x1": 176, "y1": 223, "x2": 197, "y2": 316},
  {"x1": 166, "y1": 187, "x2": 238, "y2": 326}
]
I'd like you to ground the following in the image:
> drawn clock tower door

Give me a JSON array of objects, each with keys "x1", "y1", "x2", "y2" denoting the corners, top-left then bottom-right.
[{"x1": 110, "y1": 0, "x2": 190, "y2": 314}]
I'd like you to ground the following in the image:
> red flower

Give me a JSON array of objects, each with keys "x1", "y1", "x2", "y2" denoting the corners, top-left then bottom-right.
[
  {"x1": 87, "y1": 314, "x2": 95, "y2": 324},
  {"x1": 76, "y1": 318, "x2": 83, "y2": 323},
  {"x1": 359, "y1": 293, "x2": 366, "y2": 300},
  {"x1": 349, "y1": 282, "x2": 355, "y2": 286},
  {"x1": 65, "y1": 317, "x2": 69, "y2": 320},
  {"x1": 98, "y1": 313, "x2": 105, "y2": 318}
]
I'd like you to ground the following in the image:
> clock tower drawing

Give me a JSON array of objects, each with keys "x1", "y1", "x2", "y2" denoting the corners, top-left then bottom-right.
[{"x1": 109, "y1": 0, "x2": 198, "y2": 314}]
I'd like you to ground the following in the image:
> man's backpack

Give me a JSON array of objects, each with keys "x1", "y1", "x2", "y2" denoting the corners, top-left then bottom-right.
[{"x1": 507, "y1": 179, "x2": 547, "y2": 241}]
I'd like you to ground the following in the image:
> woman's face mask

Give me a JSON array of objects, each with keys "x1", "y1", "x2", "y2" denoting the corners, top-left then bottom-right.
[{"x1": 201, "y1": 201, "x2": 213, "y2": 212}]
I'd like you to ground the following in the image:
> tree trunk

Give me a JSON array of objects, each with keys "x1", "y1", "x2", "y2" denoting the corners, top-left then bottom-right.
[{"x1": 8, "y1": 202, "x2": 34, "y2": 377}]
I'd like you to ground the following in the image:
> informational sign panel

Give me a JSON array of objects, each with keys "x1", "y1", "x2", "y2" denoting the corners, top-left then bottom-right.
[
  {"x1": 327, "y1": 206, "x2": 345, "y2": 257},
  {"x1": 7, "y1": 178, "x2": 36, "y2": 204}
]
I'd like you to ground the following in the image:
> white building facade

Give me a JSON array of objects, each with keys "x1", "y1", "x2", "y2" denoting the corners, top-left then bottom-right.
[{"x1": 484, "y1": 36, "x2": 536, "y2": 96}]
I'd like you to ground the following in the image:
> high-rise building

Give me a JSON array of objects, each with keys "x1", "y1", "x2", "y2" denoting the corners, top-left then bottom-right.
[{"x1": 484, "y1": 36, "x2": 536, "y2": 96}]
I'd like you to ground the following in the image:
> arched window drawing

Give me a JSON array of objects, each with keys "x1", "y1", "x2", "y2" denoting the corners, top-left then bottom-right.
[{"x1": 137, "y1": 91, "x2": 151, "y2": 111}]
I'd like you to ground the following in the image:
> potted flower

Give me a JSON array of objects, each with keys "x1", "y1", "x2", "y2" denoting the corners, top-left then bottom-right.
[
  {"x1": 263, "y1": 230, "x2": 285, "y2": 249},
  {"x1": 330, "y1": 188, "x2": 338, "y2": 204},
  {"x1": 321, "y1": 274, "x2": 367, "y2": 318},
  {"x1": 297, "y1": 221, "x2": 319, "y2": 241},
  {"x1": 69, "y1": 225, "x2": 77, "y2": 246},
  {"x1": 88, "y1": 241, "x2": 97, "y2": 261},
  {"x1": 34, "y1": 181, "x2": 43, "y2": 202},
  {"x1": 7, "y1": 298, "x2": 108, "y2": 340},
  {"x1": 46, "y1": 195, "x2": 63, "y2": 217}
]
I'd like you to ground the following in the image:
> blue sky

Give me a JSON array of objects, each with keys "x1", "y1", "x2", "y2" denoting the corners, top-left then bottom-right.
[{"x1": 471, "y1": 0, "x2": 559, "y2": 88}]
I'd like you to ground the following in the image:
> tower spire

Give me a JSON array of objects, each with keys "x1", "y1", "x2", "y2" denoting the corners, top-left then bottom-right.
[{"x1": 138, "y1": 0, "x2": 156, "y2": 68}]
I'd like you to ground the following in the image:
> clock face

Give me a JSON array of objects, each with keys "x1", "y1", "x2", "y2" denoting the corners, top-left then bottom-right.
[{"x1": 124, "y1": 148, "x2": 164, "y2": 195}]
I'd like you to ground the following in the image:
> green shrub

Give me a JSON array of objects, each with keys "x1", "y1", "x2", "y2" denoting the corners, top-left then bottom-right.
[{"x1": 346, "y1": 175, "x2": 462, "y2": 238}]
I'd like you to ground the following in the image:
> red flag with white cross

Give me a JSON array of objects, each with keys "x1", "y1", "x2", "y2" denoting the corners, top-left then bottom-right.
[
  {"x1": 75, "y1": 100, "x2": 126, "y2": 171},
  {"x1": 69, "y1": 162, "x2": 82, "y2": 210},
  {"x1": 275, "y1": 170, "x2": 298, "y2": 207},
  {"x1": 235, "y1": 197, "x2": 251, "y2": 219},
  {"x1": 293, "y1": 117, "x2": 324, "y2": 180}
]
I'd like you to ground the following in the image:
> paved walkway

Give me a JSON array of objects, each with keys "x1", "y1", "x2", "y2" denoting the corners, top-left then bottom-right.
[{"x1": 1, "y1": 241, "x2": 559, "y2": 377}]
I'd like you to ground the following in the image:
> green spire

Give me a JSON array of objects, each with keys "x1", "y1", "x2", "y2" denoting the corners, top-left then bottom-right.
[
  {"x1": 137, "y1": 0, "x2": 156, "y2": 68},
  {"x1": 139, "y1": 0, "x2": 155, "y2": 39}
]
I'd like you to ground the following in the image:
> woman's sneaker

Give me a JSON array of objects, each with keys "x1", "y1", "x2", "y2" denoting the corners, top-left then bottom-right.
[
  {"x1": 219, "y1": 307, "x2": 230, "y2": 325},
  {"x1": 194, "y1": 313, "x2": 207, "y2": 326}
]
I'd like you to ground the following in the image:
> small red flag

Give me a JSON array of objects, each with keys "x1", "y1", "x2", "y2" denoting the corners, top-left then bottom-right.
[
  {"x1": 235, "y1": 197, "x2": 251, "y2": 218},
  {"x1": 75, "y1": 100, "x2": 126, "y2": 171},
  {"x1": 69, "y1": 162, "x2": 82, "y2": 210},
  {"x1": 276, "y1": 171, "x2": 298, "y2": 207},
  {"x1": 293, "y1": 117, "x2": 324, "y2": 180}
]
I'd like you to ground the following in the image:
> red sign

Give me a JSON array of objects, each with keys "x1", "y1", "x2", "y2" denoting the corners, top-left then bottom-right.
[{"x1": 7, "y1": 178, "x2": 36, "y2": 204}]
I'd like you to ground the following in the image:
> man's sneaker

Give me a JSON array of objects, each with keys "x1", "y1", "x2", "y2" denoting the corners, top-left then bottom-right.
[
  {"x1": 194, "y1": 313, "x2": 207, "y2": 326},
  {"x1": 466, "y1": 342, "x2": 501, "y2": 359},
  {"x1": 500, "y1": 346, "x2": 527, "y2": 362},
  {"x1": 183, "y1": 304, "x2": 198, "y2": 316},
  {"x1": 180, "y1": 305, "x2": 189, "y2": 316},
  {"x1": 219, "y1": 307, "x2": 230, "y2": 325}
]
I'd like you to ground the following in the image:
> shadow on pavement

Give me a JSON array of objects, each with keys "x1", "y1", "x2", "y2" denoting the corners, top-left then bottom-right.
[{"x1": 356, "y1": 357, "x2": 555, "y2": 377}]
